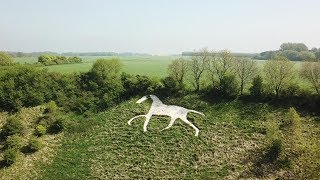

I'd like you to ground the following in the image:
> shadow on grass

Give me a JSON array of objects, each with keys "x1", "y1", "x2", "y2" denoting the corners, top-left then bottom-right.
[
  {"x1": 21, "y1": 145, "x2": 36, "y2": 155},
  {"x1": 240, "y1": 145, "x2": 292, "y2": 178},
  {"x1": 0, "y1": 160, "x2": 10, "y2": 169}
]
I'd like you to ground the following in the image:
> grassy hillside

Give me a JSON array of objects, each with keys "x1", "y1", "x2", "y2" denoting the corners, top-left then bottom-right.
[
  {"x1": 1, "y1": 95, "x2": 319, "y2": 179},
  {"x1": 39, "y1": 95, "x2": 268, "y2": 179}
]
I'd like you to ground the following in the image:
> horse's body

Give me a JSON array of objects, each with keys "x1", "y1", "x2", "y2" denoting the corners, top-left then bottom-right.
[{"x1": 128, "y1": 95, "x2": 204, "y2": 136}]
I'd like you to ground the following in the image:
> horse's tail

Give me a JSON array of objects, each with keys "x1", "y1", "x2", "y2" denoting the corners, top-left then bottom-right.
[{"x1": 188, "y1": 110, "x2": 205, "y2": 117}]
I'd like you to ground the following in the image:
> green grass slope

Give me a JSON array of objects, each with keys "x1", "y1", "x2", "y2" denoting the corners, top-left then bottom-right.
[
  {"x1": 1, "y1": 95, "x2": 319, "y2": 179},
  {"x1": 38, "y1": 95, "x2": 271, "y2": 179}
]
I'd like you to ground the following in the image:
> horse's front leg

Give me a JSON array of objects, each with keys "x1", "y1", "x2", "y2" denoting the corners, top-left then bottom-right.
[
  {"x1": 143, "y1": 114, "x2": 152, "y2": 132},
  {"x1": 128, "y1": 115, "x2": 146, "y2": 125}
]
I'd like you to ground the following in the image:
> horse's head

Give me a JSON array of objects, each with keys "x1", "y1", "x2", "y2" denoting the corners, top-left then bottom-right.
[
  {"x1": 136, "y1": 95, "x2": 150, "y2": 104},
  {"x1": 136, "y1": 95, "x2": 160, "y2": 104}
]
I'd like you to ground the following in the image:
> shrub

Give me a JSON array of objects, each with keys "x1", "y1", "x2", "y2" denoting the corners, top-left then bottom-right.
[
  {"x1": 218, "y1": 75, "x2": 239, "y2": 98},
  {"x1": 267, "y1": 139, "x2": 283, "y2": 162},
  {"x1": 3, "y1": 148, "x2": 20, "y2": 165},
  {"x1": 83, "y1": 110, "x2": 93, "y2": 118},
  {"x1": 78, "y1": 59, "x2": 124, "y2": 111},
  {"x1": 264, "y1": 116, "x2": 283, "y2": 162},
  {"x1": 27, "y1": 137, "x2": 43, "y2": 152},
  {"x1": 249, "y1": 75, "x2": 264, "y2": 98},
  {"x1": 2, "y1": 116, "x2": 25, "y2": 136},
  {"x1": 161, "y1": 76, "x2": 181, "y2": 95},
  {"x1": 281, "y1": 84, "x2": 301, "y2": 98},
  {"x1": 5, "y1": 134, "x2": 23, "y2": 150},
  {"x1": 0, "y1": 51, "x2": 14, "y2": 66},
  {"x1": 38, "y1": 55, "x2": 82, "y2": 65},
  {"x1": 35, "y1": 125, "x2": 47, "y2": 136},
  {"x1": 283, "y1": 107, "x2": 303, "y2": 156},
  {"x1": 44, "y1": 101, "x2": 58, "y2": 114},
  {"x1": 283, "y1": 107, "x2": 302, "y2": 128},
  {"x1": 73, "y1": 92, "x2": 98, "y2": 113},
  {"x1": 265, "y1": 116, "x2": 281, "y2": 143},
  {"x1": 48, "y1": 117, "x2": 65, "y2": 134},
  {"x1": 0, "y1": 65, "x2": 53, "y2": 111},
  {"x1": 38, "y1": 113, "x2": 66, "y2": 134},
  {"x1": 121, "y1": 73, "x2": 162, "y2": 98}
]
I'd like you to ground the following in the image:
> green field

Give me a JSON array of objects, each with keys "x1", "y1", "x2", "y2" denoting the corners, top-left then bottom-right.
[
  {"x1": 14, "y1": 56, "x2": 308, "y2": 91},
  {"x1": 14, "y1": 56, "x2": 178, "y2": 77},
  {"x1": 15, "y1": 56, "x2": 305, "y2": 78}
]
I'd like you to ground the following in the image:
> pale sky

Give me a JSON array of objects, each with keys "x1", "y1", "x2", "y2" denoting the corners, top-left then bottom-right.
[{"x1": 1, "y1": 0, "x2": 320, "y2": 54}]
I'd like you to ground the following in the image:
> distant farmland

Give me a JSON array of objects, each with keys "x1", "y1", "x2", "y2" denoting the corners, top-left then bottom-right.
[
  {"x1": 14, "y1": 56, "x2": 302, "y2": 78},
  {"x1": 14, "y1": 56, "x2": 177, "y2": 77}
]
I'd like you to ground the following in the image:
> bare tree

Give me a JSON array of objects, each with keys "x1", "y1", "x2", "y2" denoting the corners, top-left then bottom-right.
[
  {"x1": 207, "y1": 50, "x2": 235, "y2": 88},
  {"x1": 235, "y1": 58, "x2": 258, "y2": 95},
  {"x1": 188, "y1": 48, "x2": 209, "y2": 91},
  {"x1": 168, "y1": 58, "x2": 188, "y2": 88},
  {"x1": 300, "y1": 60, "x2": 320, "y2": 95},
  {"x1": 263, "y1": 56, "x2": 295, "y2": 97}
]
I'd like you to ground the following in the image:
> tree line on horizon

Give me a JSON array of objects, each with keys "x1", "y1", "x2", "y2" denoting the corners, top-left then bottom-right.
[
  {"x1": 4, "y1": 51, "x2": 152, "y2": 57},
  {"x1": 254, "y1": 42, "x2": 320, "y2": 61}
]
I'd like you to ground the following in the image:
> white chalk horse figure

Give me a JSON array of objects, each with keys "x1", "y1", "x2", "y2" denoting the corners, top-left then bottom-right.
[{"x1": 128, "y1": 95, "x2": 204, "y2": 136}]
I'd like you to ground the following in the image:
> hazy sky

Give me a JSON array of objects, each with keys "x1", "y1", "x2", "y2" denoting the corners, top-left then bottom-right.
[{"x1": 1, "y1": 0, "x2": 320, "y2": 54}]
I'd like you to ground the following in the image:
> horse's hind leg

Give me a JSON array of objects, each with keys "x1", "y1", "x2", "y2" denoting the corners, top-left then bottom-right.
[
  {"x1": 181, "y1": 116, "x2": 199, "y2": 136},
  {"x1": 143, "y1": 114, "x2": 152, "y2": 132},
  {"x1": 160, "y1": 117, "x2": 176, "y2": 131},
  {"x1": 128, "y1": 115, "x2": 146, "y2": 125}
]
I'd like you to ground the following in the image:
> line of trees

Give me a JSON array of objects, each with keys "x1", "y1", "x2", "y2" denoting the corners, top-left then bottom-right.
[
  {"x1": 38, "y1": 55, "x2": 82, "y2": 65},
  {"x1": 255, "y1": 43, "x2": 320, "y2": 61},
  {"x1": 6, "y1": 51, "x2": 152, "y2": 57},
  {"x1": 0, "y1": 50, "x2": 319, "y2": 114},
  {"x1": 169, "y1": 49, "x2": 257, "y2": 96},
  {"x1": 167, "y1": 48, "x2": 320, "y2": 100}
]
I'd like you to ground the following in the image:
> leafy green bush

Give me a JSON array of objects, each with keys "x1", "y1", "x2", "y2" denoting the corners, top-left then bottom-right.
[
  {"x1": 121, "y1": 73, "x2": 162, "y2": 98},
  {"x1": 0, "y1": 65, "x2": 53, "y2": 111},
  {"x1": 3, "y1": 148, "x2": 20, "y2": 165},
  {"x1": 48, "y1": 117, "x2": 66, "y2": 134},
  {"x1": 161, "y1": 76, "x2": 182, "y2": 95},
  {"x1": 5, "y1": 134, "x2": 23, "y2": 150},
  {"x1": 27, "y1": 137, "x2": 43, "y2": 152},
  {"x1": 38, "y1": 55, "x2": 82, "y2": 65},
  {"x1": 267, "y1": 139, "x2": 283, "y2": 162},
  {"x1": 44, "y1": 101, "x2": 58, "y2": 114},
  {"x1": 281, "y1": 84, "x2": 301, "y2": 98},
  {"x1": 78, "y1": 59, "x2": 124, "y2": 111},
  {"x1": 283, "y1": 107, "x2": 302, "y2": 128},
  {"x1": 249, "y1": 75, "x2": 264, "y2": 98},
  {"x1": 35, "y1": 125, "x2": 47, "y2": 136},
  {"x1": 2, "y1": 116, "x2": 25, "y2": 136},
  {"x1": 0, "y1": 51, "x2": 14, "y2": 66},
  {"x1": 282, "y1": 107, "x2": 303, "y2": 156},
  {"x1": 38, "y1": 113, "x2": 66, "y2": 134},
  {"x1": 218, "y1": 75, "x2": 239, "y2": 98}
]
